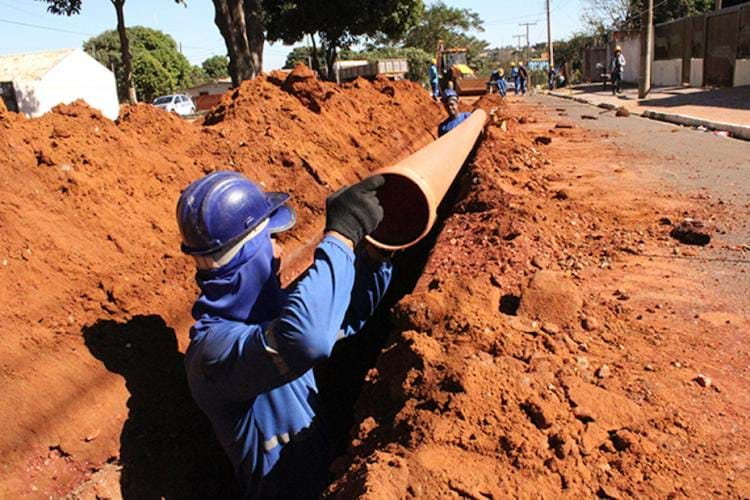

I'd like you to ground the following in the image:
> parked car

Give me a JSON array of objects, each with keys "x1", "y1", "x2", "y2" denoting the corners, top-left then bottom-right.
[{"x1": 152, "y1": 94, "x2": 195, "y2": 115}]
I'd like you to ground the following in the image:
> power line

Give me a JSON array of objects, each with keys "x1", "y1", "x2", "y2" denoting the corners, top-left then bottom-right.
[{"x1": 0, "y1": 17, "x2": 95, "y2": 36}]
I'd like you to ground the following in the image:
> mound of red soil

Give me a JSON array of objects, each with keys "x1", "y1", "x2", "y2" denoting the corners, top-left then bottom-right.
[{"x1": 0, "y1": 67, "x2": 443, "y2": 497}]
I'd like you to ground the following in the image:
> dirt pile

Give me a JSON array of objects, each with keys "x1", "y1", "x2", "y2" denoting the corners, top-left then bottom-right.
[
  {"x1": 0, "y1": 67, "x2": 443, "y2": 497},
  {"x1": 325, "y1": 99, "x2": 748, "y2": 498}
]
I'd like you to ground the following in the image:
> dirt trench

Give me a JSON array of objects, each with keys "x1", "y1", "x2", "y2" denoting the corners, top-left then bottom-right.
[{"x1": 0, "y1": 66, "x2": 447, "y2": 498}]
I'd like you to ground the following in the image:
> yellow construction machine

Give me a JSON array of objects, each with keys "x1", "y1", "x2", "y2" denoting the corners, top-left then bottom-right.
[{"x1": 435, "y1": 40, "x2": 487, "y2": 96}]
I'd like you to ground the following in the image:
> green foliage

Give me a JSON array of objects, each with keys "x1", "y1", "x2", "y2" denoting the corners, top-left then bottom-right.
[
  {"x1": 265, "y1": 0, "x2": 423, "y2": 75},
  {"x1": 201, "y1": 55, "x2": 230, "y2": 79},
  {"x1": 283, "y1": 46, "x2": 327, "y2": 70},
  {"x1": 132, "y1": 52, "x2": 176, "y2": 100},
  {"x1": 36, "y1": 0, "x2": 82, "y2": 15},
  {"x1": 380, "y1": 1, "x2": 489, "y2": 70},
  {"x1": 83, "y1": 26, "x2": 204, "y2": 101},
  {"x1": 340, "y1": 47, "x2": 433, "y2": 84}
]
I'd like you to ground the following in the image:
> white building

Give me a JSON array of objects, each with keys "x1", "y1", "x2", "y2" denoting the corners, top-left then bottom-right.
[
  {"x1": 0, "y1": 48, "x2": 119, "y2": 120},
  {"x1": 183, "y1": 78, "x2": 232, "y2": 110}
]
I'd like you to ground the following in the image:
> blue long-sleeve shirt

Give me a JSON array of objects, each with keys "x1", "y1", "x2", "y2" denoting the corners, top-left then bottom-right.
[
  {"x1": 185, "y1": 236, "x2": 392, "y2": 498},
  {"x1": 438, "y1": 111, "x2": 472, "y2": 137}
]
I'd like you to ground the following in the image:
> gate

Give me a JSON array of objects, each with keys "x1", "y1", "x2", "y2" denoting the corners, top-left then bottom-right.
[{"x1": 705, "y1": 10, "x2": 739, "y2": 86}]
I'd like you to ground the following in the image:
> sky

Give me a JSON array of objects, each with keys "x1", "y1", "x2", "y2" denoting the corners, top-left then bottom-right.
[{"x1": 0, "y1": 0, "x2": 586, "y2": 70}]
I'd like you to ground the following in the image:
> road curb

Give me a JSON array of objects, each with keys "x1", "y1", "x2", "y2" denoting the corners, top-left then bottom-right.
[{"x1": 548, "y1": 91, "x2": 750, "y2": 141}]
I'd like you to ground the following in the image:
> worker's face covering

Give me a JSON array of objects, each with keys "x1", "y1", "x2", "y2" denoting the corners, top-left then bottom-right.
[{"x1": 192, "y1": 227, "x2": 284, "y2": 324}]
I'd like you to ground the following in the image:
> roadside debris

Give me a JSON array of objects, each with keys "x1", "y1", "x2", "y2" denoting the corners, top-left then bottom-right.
[
  {"x1": 670, "y1": 218, "x2": 712, "y2": 246},
  {"x1": 615, "y1": 107, "x2": 630, "y2": 117}
]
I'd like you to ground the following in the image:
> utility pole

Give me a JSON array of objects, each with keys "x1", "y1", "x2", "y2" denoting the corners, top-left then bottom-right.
[
  {"x1": 546, "y1": 0, "x2": 554, "y2": 70},
  {"x1": 519, "y1": 22, "x2": 537, "y2": 65},
  {"x1": 638, "y1": 0, "x2": 653, "y2": 98}
]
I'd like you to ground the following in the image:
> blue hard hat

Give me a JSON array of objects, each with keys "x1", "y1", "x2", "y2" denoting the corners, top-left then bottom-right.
[
  {"x1": 176, "y1": 171, "x2": 296, "y2": 255},
  {"x1": 441, "y1": 89, "x2": 458, "y2": 103}
]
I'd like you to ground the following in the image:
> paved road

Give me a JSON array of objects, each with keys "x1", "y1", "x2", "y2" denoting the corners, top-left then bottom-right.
[{"x1": 532, "y1": 93, "x2": 750, "y2": 297}]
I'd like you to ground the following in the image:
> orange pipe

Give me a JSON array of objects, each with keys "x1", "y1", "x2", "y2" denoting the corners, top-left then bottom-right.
[{"x1": 366, "y1": 109, "x2": 487, "y2": 250}]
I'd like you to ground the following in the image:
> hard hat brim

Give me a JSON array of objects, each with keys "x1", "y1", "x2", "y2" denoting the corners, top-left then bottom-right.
[{"x1": 266, "y1": 193, "x2": 296, "y2": 234}]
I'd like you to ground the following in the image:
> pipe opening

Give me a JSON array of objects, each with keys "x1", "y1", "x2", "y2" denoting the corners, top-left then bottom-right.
[{"x1": 369, "y1": 173, "x2": 431, "y2": 248}]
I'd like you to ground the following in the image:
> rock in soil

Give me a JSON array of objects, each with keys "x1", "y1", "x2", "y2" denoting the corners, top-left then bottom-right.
[
  {"x1": 670, "y1": 218, "x2": 712, "y2": 246},
  {"x1": 582, "y1": 316, "x2": 600, "y2": 331},
  {"x1": 596, "y1": 364, "x2": 611, "y2": 378},
  {"x1": 615, "y1": 107, "x2": 630, "y2": 117},
  {"x1": 694, "y1": 374, "x2": 712, "y2": 387}
]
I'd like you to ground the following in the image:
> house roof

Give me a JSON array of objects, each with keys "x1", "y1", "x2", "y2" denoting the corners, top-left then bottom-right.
[{"x1": 0, "y1": 48, "x2": 75, "y2": 81}]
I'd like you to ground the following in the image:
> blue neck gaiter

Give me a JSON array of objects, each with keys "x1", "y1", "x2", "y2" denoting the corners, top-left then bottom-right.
[{"x1": 191, "y1": 228, "x2": 284, "y2": 326}]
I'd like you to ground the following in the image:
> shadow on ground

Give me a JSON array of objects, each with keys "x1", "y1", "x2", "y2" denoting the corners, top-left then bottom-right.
[{"x1": 83, "y1": 315, "x2": 239, "y2": 499}]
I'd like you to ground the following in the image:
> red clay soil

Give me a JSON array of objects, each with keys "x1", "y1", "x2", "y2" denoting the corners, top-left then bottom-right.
[
  {"x1": 325, "y1": 100, "x2": 750, "y2": 498},
  {"x1": 2, "y1": 64, "x2": 749, "y2": 499},
  {"x1": 0, "y1": 65, "x2": 444, "y2": 497}
]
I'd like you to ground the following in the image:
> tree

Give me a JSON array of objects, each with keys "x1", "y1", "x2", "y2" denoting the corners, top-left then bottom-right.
[
  {"x1": 265, "y1": 0, "x2": 423, "y2": 79},
  {"x1": 283, "y1": 46, "x2": 326, "y2": 72},
  {"x1": 212, "y1": 0, "x2": 265, "y2": 86},
  {"x1": 37, "y1": 0, "x2": 174, "y2": 104},
  {"x1": 581, "y1": 0, "x2": 714, "y2": 33},
  {"x1": 202, "y1": 55, "x2": 230, "y2": 79},
  {"x1": 380, "y1": 1, "x2": 488, "y2": 69},
  {"x1": 84, "y1": 27, "x2": 202, "y2": 102}
]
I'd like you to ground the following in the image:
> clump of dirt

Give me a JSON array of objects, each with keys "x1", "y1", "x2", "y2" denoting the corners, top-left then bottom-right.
[
  {"x1": 670, "y1": 218, "x2": 712, "y2": 245},
  {"x1": 0, "y1": 66, "x2": 443, "y2": 498}
]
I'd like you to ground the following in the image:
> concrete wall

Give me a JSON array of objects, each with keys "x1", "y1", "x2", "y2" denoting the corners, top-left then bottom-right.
[
  {"x1": 618, "y1": 35, "x2": 641, "y2": 83},
  {"x1": 735, "y1": 59, "x2": 750, "y2": 87},
  {"x1": 652, "y1": 59, "x2": 682, "y2": 86},
  {"x1": 690, "y1": 58, "x2": 704, "y2": 87},
  {"x1": 15, "y1": 50, "x2": 119, "y2": 120}
]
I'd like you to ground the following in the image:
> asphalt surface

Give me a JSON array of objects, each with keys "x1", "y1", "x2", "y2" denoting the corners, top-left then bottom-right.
[{"x1": 532, "y1": 93, "x2": 750, "y2": 299}]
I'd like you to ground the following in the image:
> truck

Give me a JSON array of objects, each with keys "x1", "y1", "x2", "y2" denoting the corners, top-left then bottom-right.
[
  {"x1": 436, "y1": 40, "x2": 487, "y2": 96},
  {"x1": 334, "y1": 59, "x2": 409, "y2": 83}
]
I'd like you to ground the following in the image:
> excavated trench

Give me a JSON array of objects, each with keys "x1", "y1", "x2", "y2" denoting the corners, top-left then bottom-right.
[{"x1": 315, "y1": 140, "x2": 484, "y2": 484}]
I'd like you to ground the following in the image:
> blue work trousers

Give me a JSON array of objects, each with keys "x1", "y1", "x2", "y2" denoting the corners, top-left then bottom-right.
[{"x1": 497, "y1": 79, "x2": 507, "y2": 97}]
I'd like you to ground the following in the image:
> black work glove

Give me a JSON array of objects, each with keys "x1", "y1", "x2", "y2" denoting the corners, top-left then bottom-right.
[{"x1": 325, "y1": 175, "x2": 385, "y2": 247}]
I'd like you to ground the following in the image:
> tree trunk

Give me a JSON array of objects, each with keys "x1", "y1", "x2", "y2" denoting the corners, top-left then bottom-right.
[
  {"x1": 243, "y1": 0, "x2": 264, "y2": 76},
  {"x1": 325, "y1": 43, "x2": 337, "y2": 82},
  {"x1": 309, "y1": 33, "x2": 322, "y2": 75},
  {"x1": 112, "y1": 0, "x2": 137, "y2": 104},
  {"x1": 212, "y1": 0, "x2": 264, "y2": 88}
]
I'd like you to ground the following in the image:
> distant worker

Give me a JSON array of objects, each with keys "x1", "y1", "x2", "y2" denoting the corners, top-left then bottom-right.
[
  {"x1": 488, "y1": 67, "x2": 506, "y2": 97},
  {"x1": 177, "y1": 171, "x2": 392, "y2": 498},
  {"x1": 548, "y1": 66, "x2": 557, "y2": 90},
  {"x1": 610, "y1": 46, "x2": 626, "y2": 95},
  {"x1": 438, "y1": 89, "x2": 472, "y2": 137},
  {"x1": 429, "y1": 58, "x2": 440, "y2": 100},
  {"x1": 496, "y1": 68, "x2": 507, "y2": 97},
  {"x1": 518, "y1": 62, "x2": 528, "y2": 96},
  {"x1": 510, "y1": 62, "x2": 520, "y2": 95}
]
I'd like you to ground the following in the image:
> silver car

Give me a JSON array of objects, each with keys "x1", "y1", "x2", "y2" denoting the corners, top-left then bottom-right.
[{"x1": 152, "y1": 94, "x2": 196, "y2": 116}]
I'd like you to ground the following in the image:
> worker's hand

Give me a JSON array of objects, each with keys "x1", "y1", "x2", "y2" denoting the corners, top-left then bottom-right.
[{"x1": 325, "y1": 175, "x2": 385, "y2": 247}]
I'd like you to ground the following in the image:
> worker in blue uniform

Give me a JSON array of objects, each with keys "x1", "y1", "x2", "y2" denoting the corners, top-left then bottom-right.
[
  {"x1": 428, "y1": 58, "x2": 440, "y2": 100},
  {"x1": 438, "y1": 89, "x2": 472, "y2": 137},
  {"x1": 176, "y1": 171, "x2": 392, "y2": 499}
]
